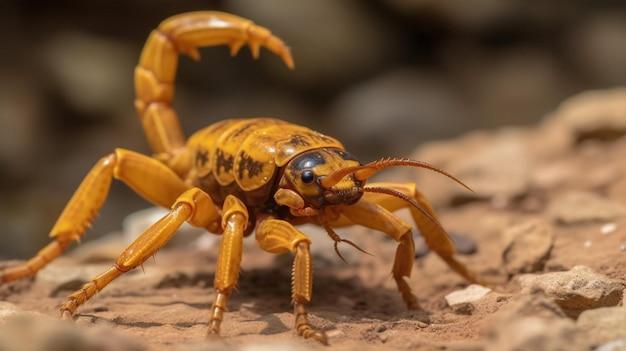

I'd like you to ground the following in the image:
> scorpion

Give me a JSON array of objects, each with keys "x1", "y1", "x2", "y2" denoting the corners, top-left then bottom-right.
[{"x1": 0, "y1": 11, "x2": 482, "y2": 344}]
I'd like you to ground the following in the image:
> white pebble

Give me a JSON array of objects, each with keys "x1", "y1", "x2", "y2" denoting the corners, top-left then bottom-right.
[
  {"x1": 583, "y1": 240, "x2": 593, "y2": 248},
  {"x1": 620, "y1": 243, "x2": 626, "y2": 252},
  {"x1": 601, "y1": 223, "x2": 617, "y2": 235}
]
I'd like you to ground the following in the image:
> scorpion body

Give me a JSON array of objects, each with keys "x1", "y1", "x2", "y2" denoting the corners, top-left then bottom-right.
[{"x1": 0, "y1": 11, "x2": 481, "y2": 345}]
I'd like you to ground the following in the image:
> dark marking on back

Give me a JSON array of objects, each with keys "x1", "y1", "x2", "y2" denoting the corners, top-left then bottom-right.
[
  {"x1": 195, "y1": 149, "x2": 209, "y2": 167},
  {"x1": 216, "y1": 149, "x2": 234, "y2": 173},
  {"x1": 238, "y1": 152, "x2": 264, "y2": 179},
  {"x1": 288, "y1": 135, "x2": 311, "y2": 147},
  {"x1": 307, "y1": 131, "x2": 334, "y2": 143},
  {"x1": 232, "y1": 123, "x2": 254, "y2": 138}
]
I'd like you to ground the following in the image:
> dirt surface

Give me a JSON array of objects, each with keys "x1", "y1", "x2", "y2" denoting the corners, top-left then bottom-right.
[{"x1": 2, "y1": 89, "x2": 626, "y2": 351}]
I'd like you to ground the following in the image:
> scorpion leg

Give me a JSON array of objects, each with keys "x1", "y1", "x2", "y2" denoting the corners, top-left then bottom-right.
[
  {"x1": 59, "y1": 187, "x2": 219, "y2": 318},
  {"x1": 361, "y1": 182, "x2": 482, "y2": 284},
  {"x1": 207, "y1": 195, "x2": 248, "y2": 337},
  {"x1": 135, "y1": 11, "x2": 293, "y2": 174},
  {"x1": 0, "y1": 149, "x2": 191, "y2": 285},
  {"x1": 339, "y1": 201, "x2": 420, "y2": 309},
  {"x1": 256, "y1": 219, "x2": 328, "y2": 345}
]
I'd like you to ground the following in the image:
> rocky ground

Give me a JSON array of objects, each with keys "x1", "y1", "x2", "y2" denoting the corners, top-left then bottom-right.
[{"x1": 1, "y1": 88, "x2": 626, "y2": 350}]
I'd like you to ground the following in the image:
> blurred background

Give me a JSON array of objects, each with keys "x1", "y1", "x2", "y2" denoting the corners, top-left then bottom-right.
[{"x1": 1, "y1": 0, "x2": 626, "y2": 258}]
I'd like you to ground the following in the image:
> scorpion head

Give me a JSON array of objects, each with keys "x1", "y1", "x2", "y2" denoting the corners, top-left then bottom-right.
[
  {"x1": 281, "y1": 149, "x2": 364, "y2": 208},
  {"x1": 276, "y1": 148, "x2": 473, "y2": 216}
]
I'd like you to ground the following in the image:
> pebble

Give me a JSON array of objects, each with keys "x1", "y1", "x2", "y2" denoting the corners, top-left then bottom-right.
[
  {"x1": 445, "y1": 284, "x2": 492, "y2": 308},
  {"x1": 601, "y1": 223, "x2": 617, "y2": 235},
  {"x1": 502, "y1": 219, "x2": 554, "y2": 275},
  {"x1": 595, "y1": 339, "x2": 626, "y2": 351},
  {"x1": 518, "y1": 265, "x2": 624, "y2": 317}
]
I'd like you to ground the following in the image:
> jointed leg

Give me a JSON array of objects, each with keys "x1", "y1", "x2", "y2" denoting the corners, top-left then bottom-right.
[
  {"x1": 256, "y1": 219, "x2": 327, "y2": 345},
  {"x1": 339, "y1": 201, "x2": 420, "y2": 309},
  {"x1": 363, "y1": 182, "x2": 482, "y2": 284},
  {"x1": 0, "y1": 149, "x2": 190, "y2": 285},
  {"x1": 59, "y1": 187, "x2": 219, "y2": 318},
  {"x1": 207, "y1": 195, "x2": 249, "y2": 336}
]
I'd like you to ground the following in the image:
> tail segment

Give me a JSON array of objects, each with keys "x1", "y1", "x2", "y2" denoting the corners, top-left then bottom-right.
[{"x1": 134, "y1": 11, "x2": 294, "y2": 156}]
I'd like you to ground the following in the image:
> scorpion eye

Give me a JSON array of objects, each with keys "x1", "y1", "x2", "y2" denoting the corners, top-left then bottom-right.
[{"x1": 301, "y1": 170, "x2": 315, "y2": 183}]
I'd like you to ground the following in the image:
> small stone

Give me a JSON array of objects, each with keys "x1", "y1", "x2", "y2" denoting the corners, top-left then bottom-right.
[
  {"x1": 577, "y1": 306, "x2": 626, "y2": 344},
  {"x1": 602, "y1": 223, "x2": 618, "y2": 235},
  {"x1": 620, "y1": 244, "x2": 626, "y2": 252},
  {"x1": 595, "y1": 339, "x2": 626, "y2": 351},
  {"x1": 518, "y1": 266, "x2": 624, "y2": 317},
  {"x1": 445, "y1": 284, "x2": 492, "y2": 307},
  {"x1": 502, "y1": 219, "x2": 554, "y2": 275},
  {"x1": 584, "y1": 240, "x2": 593, "y2": 249},
  {"x1": 548, "y1": 191, "x2": 626, "y2": 225},
  {"x1": 452, "y1": 303, "x2": 475, "y2": 315}
]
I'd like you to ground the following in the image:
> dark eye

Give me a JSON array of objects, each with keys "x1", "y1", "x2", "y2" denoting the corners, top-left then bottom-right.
[{"x1": 301, "y1": 170, "x2": 315, "y2": 183}]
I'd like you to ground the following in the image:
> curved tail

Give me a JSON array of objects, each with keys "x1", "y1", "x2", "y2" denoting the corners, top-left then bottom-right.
[{"x1": 134, "y1": 11, "x2": 294, "y2": 159}]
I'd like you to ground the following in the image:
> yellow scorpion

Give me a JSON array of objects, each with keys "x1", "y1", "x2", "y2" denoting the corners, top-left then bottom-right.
[{"x1": 0, "y1": 11, "x2": 481, "y2": 344}]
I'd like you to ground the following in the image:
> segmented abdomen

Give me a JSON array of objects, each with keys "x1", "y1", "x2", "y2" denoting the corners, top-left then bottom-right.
[{"x1": 186, "y1": 118, "x2": 344, "y2": 207}]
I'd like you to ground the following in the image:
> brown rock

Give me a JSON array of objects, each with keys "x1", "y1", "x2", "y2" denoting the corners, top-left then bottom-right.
[
  {"x1": 577, "y1": 306, "x2": 626, "y2": 345},
  {"x1": 518, "y1": 266, "x2": 625, "y2": 317},
  {"x1": 485, "y1": 317, "x2": 584, "y2": 351},
  {"x1": 449, "y1": 131, "x2": 531, "y2": 202},
  {"x1": 502, "y1": 219, "x2": 554, "y2": 275},
  {"x1": 553, "y1": 88, "x2": 626, "y2": 141},
  {"x1": 548, "y1": 191, "x2": 626, "y2": 225},
  {"x1": 0, "y1": 314, "x2": 147, "y2": 351}
]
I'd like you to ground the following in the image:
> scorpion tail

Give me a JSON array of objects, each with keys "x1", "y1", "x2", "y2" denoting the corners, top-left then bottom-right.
[{"x1": 134, "y1": 11, "x2": 293, "y2": 167}]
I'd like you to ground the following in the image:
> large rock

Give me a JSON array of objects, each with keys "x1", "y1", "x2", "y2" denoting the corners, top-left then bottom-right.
[
  {"x1": 484, "y1": 293, "x2": 588, "y2": 351},
  {"x1": 518, "y1": 266, "x2": 624, "y2": 317},
  {"x1": 412, "y1": 129, "x2": 532, "y2": 205},
  {"x1": 548, "y1": 191, "x2": 626, "y2": 225},
  {"x1": 577, "y1": 306, "x2": 626, "y2": 346},
  {"x1": 552, "y1": 88, "x2": 626, "y2": 141},
  {"x1": 502, "y1": 219, "x2": 554, "y2": 275},
  {"x1": 485, "y1": 317, "x2": 584, "y2": 351}
]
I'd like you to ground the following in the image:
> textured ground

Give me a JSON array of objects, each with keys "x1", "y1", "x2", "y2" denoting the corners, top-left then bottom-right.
[{"x1": 2, "y1": 88, "x2": 626, "y2": 351}]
